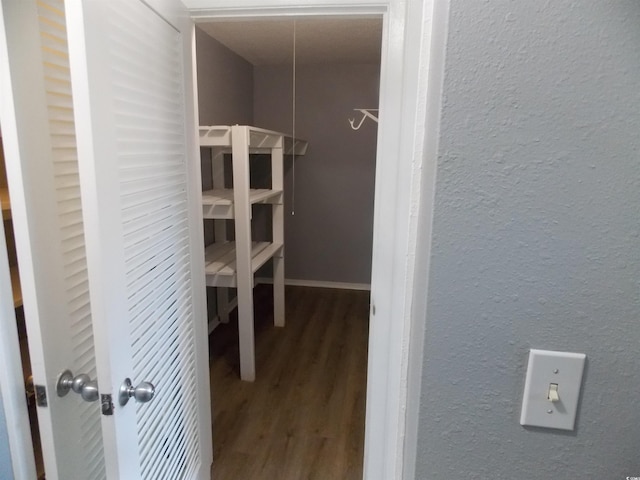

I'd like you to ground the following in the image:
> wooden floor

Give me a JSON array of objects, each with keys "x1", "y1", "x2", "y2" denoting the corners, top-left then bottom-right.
[{"x1": 209, "y1": 285, "x2": 369, "y2": 480}]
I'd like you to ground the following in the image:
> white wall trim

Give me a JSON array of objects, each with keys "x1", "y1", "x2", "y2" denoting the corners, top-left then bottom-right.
[
  {"x1": 400, "y1": 0, "x2": 450, "y2": 477},
  {"x1": 256, "y1": 277, "x2": 371, "y2": 291},
  {"x1": 184, "y1": 1, "x2": 440, "y2": 478}
]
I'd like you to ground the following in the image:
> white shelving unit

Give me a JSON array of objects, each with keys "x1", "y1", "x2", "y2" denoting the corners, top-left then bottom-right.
[{"x1": 199, "y1": 125, "x2": 307, "y2": 381}]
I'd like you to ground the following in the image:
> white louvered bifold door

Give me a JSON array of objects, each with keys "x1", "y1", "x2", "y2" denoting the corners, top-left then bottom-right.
[
  {"x1": 0, "y1": 1, "x2": 105, "y2": 478},
  {"x1": 65, "y1": 1, "x2": 212, "y2": 479}
]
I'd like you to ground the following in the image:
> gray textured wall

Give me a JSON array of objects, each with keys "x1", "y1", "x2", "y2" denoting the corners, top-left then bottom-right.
[
  {"x1": 254, "y1": 64, "x2": 379, "y2": 284},
  {"x1": 416, "y1": 1, "x2": 640, "y2": 478},
  {"x1": 0, "y1": 387, "x2": 14, "y2": 479}
]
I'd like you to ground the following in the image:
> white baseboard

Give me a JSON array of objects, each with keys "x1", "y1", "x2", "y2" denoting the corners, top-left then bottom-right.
[{"x1": 255, "y1": 277, "x2": 371, "y2": 291}]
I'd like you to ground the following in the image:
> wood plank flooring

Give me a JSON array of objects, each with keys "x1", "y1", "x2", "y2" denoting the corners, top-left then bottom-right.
[{"x1": 209, "y1": 285, "x2": 369, "y2": 480}]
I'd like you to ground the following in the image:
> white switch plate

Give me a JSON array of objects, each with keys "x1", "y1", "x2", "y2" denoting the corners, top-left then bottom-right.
[{"x1": 520, "y1": 349, "x2": 586, "y2": 430}]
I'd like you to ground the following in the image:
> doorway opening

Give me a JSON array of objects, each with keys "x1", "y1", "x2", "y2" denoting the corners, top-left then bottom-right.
[{"x1": 194, "y1": 16, "x2": 382, "y2": 478}]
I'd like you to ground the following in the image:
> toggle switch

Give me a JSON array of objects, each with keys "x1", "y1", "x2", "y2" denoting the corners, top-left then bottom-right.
[
  {"x1": 520, "y1": 349, "x2": 586, "y2": 430},
  {"x1": 547, "y1": 383, "x2": 559, "y2": 402}
]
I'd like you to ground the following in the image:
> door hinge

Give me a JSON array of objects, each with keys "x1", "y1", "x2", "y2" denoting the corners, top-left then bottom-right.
[
  {"x1": 35, "y1": 384, "x2": 47, "y2": 407},
  {"x1": 26, "y1": 376, "x2": 47, "y2": 407},
  {"x1": 101, "y1": 394, "x2": 114, "y2": 416},
  {"x1": 25, "y1": 375, "x2": 35, "y2": 401}
]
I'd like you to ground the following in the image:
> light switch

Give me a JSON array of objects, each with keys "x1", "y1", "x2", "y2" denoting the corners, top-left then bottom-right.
[
  {"x1": 520, "y1": 349, "x2": 586, "y2": 430},
  {"x1": 547, "y1": 383, "x2": 559, "y2": 402}
]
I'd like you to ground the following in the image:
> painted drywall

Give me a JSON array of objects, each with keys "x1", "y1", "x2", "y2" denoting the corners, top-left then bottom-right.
[
  {"x1": 195, "y1": 27, "x2": 253, "y2": 126},
  {"x1": 254, "y1": 64, "x2": 379, "y2": 284},
  {"x1": 416, "y1": 1, "x2": 640, "y2": 478},
  {"x1": 0, "y1": 386, "x2": 14, "y2": 479}
]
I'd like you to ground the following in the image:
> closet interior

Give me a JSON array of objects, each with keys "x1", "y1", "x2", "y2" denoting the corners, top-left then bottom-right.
[
  {"x1": 196, "y1": 16, "x2": 382, "y2": 478},
  {"x1": 196, "y1": 17, "x2": 381, "y2": 378}
]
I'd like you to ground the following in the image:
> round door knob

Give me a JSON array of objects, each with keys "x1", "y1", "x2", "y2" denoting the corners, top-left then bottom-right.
[
  {"x1": 56, "y1": 370, "x2": 99, "y2": 403},
  {"x1": 132, "y1": 382, "x2": 155, "y2": 403},
  {"x1": 119, "y1": 378, "x2": 155, "y2": 406},
  {"x1": 70, "y1": 373, "x2": 91, "y2": 394},
  {"x1": 81, "y1": 380, "x2": 99, "y2": 402}
]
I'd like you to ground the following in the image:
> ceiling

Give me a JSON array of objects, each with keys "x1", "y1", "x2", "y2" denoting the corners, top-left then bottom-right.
[{"x1": 196, "y1": 18, "x2": 383, "y2": 66}]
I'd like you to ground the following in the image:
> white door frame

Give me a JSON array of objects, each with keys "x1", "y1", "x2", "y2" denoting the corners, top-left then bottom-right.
[{"x1": 185, "y1": 1, "x2": 445, "y2": 478}]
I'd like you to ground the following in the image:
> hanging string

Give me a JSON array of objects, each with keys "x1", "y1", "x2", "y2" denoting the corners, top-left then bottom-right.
[{"x1": 291, "y1": 20, "x2": 297, "y2": 216}]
